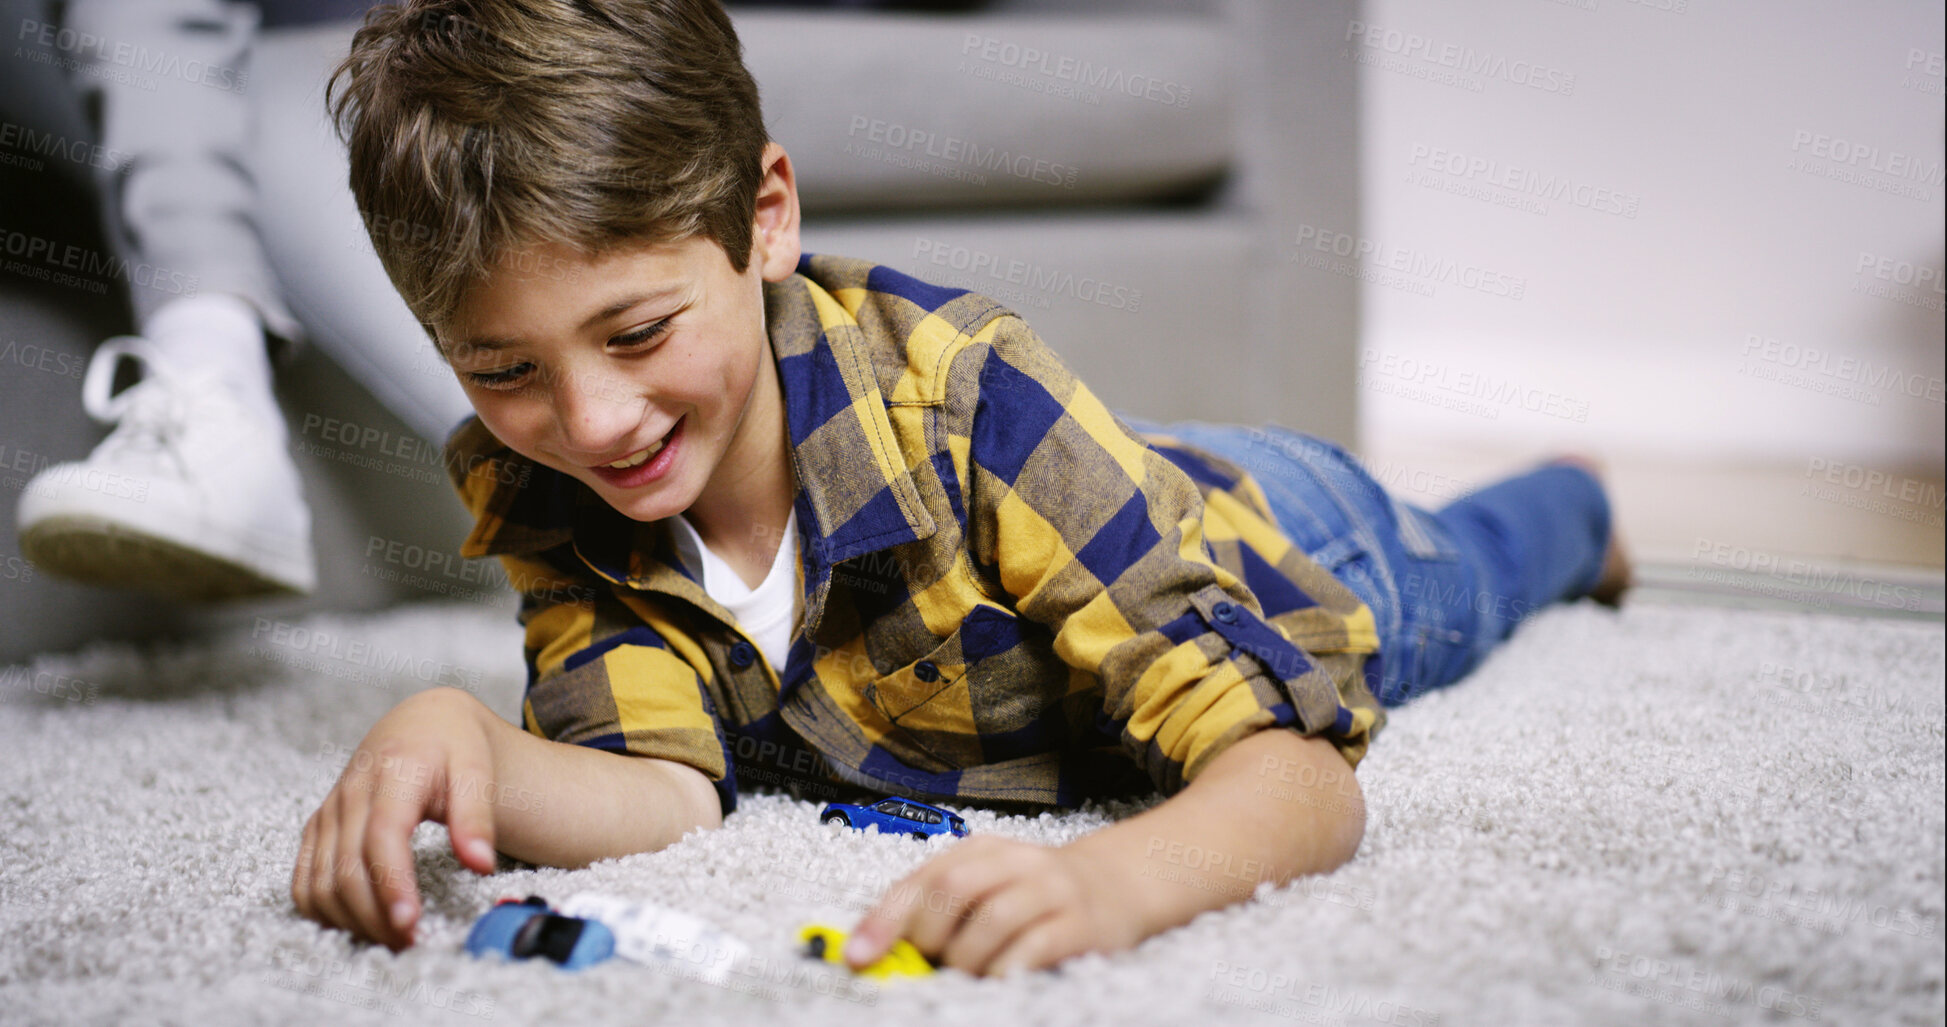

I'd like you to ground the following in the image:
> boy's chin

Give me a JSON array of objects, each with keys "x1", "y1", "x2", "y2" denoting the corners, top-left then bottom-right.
[{"x1": 590, "y1": 482, "x2": 689, "y2": 523}]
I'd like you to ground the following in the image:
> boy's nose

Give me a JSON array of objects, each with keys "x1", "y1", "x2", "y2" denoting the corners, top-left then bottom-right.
[{"x1": 551, "y1": 365, "x2": 643, "y2": 459}]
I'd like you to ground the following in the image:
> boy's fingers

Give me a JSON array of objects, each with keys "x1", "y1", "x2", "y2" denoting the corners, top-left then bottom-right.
[
  {"x1": 850, "y1": 843, "x2": 1012, "y2": 968},
  {"x1": 292, "y1": 813, "x2": 321, "y2": 922},
  {"x1": 364, "y1": 761, "x2": 445, "y2": 945},
  {"x1": 330, "y1": 783, "x2": 395, "y2": 947},
  {"x1": 308, "y1": 807, "x2": 353, "y2": 933},
  {"x1": 985, "y1": 915, "x2": 1074, "y2": 977},
  {"x1": 940, "y1": 878, "x2": 1051, "y2": 973},
  {"x1": 846, "y1": 902, "x2": 907, "y2": 968},
  {"x1": 442, "y1": 756, "x2": 499, "y2": 876},
  {"x1": 363, "y1": 802, "x2": 424, "y2": 947}
]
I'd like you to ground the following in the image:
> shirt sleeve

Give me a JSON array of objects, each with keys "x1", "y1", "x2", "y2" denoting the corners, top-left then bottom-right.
[
  {"x1": 445, "y1": 417, "x2": 741, "y2": 814},
  {"x1": 953, "y1": 314, "x2": 1379, "y2": 793},
  {"x1": 494, "y1": 548, "x2": 742, "y2": 815}
]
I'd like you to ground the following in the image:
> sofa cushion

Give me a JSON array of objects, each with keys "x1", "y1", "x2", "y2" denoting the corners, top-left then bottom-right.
[{"x1": 736, "y1": 11, "x2": 1235, "y2": 210}]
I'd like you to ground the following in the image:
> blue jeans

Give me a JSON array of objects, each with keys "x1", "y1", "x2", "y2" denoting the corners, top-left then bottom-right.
[{"x1": 1119, "y1": 418, "x2": 1612, "y2": 707}]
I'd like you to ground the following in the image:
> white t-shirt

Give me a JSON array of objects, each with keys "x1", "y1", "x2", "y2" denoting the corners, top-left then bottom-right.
[{"x1": 669, "y1": 508, "x2": 802, "y2": 673}]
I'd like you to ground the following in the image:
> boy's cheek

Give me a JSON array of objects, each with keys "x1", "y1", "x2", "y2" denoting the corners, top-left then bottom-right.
[{"x1": 470, "y1": 409, "x2": 557, "y2": 471}]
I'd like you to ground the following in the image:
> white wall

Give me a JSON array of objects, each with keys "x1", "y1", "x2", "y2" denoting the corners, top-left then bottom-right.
[{"x1": 1350, "y1": 0, "x2": 1944, "y2": 471}]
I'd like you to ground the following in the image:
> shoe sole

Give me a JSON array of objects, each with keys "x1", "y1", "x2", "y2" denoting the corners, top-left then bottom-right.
[{"x1": 20, "y1": 515, "x2": 309, "y2": 601}]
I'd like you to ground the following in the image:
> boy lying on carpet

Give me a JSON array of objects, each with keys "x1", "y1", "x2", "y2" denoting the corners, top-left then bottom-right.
[{"x1": 293, "y1": 0, "x2": 1628, "y2": 976}]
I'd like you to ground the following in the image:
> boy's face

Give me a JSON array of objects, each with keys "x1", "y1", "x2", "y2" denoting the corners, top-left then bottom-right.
[{"x1": 439, "y1": 144, "x2": 802, "y2": 524}]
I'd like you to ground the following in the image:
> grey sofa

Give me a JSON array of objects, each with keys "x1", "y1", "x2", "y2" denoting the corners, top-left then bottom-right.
[{"x1": 0, "y1": 0, "x2": 1359, "y2": 660}]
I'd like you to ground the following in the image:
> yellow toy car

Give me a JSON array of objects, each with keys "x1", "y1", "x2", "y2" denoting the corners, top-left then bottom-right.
[{"x1": 798, "y1": 924, "x2": 935, "y2": 980}]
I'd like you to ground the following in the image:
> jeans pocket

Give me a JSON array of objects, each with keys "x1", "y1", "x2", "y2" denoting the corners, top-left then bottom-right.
[{"x1": 1305, "y1": 535, "x2": 1387, "y2": 622}]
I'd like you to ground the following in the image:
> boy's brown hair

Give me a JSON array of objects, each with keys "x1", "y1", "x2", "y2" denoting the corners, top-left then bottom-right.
[{"x1": 328, "y1": 0, "x2": 769, "y2": 338}]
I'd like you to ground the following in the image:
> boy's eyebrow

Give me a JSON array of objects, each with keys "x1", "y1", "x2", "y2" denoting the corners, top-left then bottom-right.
[{"x1": 451, "y1": 287, "x2": 686, "y2": 353}]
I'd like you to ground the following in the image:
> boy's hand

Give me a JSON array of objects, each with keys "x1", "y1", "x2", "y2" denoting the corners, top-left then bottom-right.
[
  {"x1": 845, "y1": 835, "x2": 1141, "y2": 977},
  {"x1": 292, "y1": 687, "x2": 500, "y2": 951},
  {"x1": 844, "y1": 732, "x2": 1365, "y2": 978}
]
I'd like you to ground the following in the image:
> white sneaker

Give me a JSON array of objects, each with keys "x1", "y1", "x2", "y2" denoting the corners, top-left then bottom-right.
[{"x1": 16, "y1": 337, "x2": 317, "y2": 598}]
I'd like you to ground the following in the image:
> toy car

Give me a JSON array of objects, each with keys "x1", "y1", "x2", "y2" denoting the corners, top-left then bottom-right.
[
  {"x1": 798, "y1": 923, "x2": 935, "y2": 980},
  {"x1": 464, "y1": 896, "x2": 616, "y2": 970},
  {"x1": 819, "y1": 797, "x2": 968, "y2": 839}
]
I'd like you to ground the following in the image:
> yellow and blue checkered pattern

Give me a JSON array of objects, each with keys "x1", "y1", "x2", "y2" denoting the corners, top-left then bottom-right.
[{"x1": 446, "y1": 254, "x2": 1383, "y2": 813}]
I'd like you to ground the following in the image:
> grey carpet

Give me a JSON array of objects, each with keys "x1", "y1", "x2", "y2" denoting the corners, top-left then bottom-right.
[{"x1": 1, "y1": 598, "x2": 1941, "y2": 1026}]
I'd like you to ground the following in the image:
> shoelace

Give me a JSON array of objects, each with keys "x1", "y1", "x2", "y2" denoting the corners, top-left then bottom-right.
[{"x1": 78, "y1": 337, "x2": 212, "y2": 478}]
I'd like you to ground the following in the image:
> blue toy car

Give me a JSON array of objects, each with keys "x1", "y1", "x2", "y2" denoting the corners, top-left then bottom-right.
[
  {"x1": 820, "y1": 797, "x2": 968, "y2": 839},
  {"x1": 464, "y1": 896, "x2": 616, "y2": 970}
]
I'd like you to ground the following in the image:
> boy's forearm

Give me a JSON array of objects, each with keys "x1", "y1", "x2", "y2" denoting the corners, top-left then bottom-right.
[
  {"x1": 1065, "y1": 729, "x2": 1365, "y2": 942},
  {"x1": 464, "y1": 694, "x2": 723, "y2": 867}
]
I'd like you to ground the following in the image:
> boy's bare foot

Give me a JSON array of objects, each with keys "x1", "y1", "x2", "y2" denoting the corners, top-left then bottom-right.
[{"x1": 1548, "y1": 454, "x2": 1631, "y2": 608}]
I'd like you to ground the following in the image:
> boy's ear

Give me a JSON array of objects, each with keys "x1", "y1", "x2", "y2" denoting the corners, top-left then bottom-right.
[{"x1": 751, "y1": 142, "x2": 802, "y2": 283}]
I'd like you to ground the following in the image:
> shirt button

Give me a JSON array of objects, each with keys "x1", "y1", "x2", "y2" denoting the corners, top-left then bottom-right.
[
  {"x1": 1212, "y1": 601, "x2": 1237, "y2": 623},
  {"x1": 913, "y1": 661, "x2": 940, "y2": 683},
  {"x1": 728, "y1": 641, "x2": 757, "y2": 669}
]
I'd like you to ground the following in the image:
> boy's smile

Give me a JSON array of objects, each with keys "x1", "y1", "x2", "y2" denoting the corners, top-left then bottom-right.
[{"x1": 437, "y1": 145, "x2": 804, "y2": 548}]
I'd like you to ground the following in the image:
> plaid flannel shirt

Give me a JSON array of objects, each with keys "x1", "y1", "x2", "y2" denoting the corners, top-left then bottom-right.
[{"x1": 446, "y1": 253, "x2": 1383, "y2": 814}]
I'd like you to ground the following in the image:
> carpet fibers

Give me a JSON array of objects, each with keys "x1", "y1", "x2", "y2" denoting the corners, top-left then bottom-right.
[{"x1": 1, "y1": 599, "x2": 1941, "y2": 1026}]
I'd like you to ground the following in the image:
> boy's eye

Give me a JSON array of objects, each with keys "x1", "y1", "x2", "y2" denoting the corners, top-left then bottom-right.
[
  {"x1": 610, "y1": 320, "x2": 671, "y2": 349},
  {"x1": 467, "y1": 362, "x2": 534, "y2": 388},
  {"x1": 462, "y1": 320, "x2": 666, "y2": 389}
]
